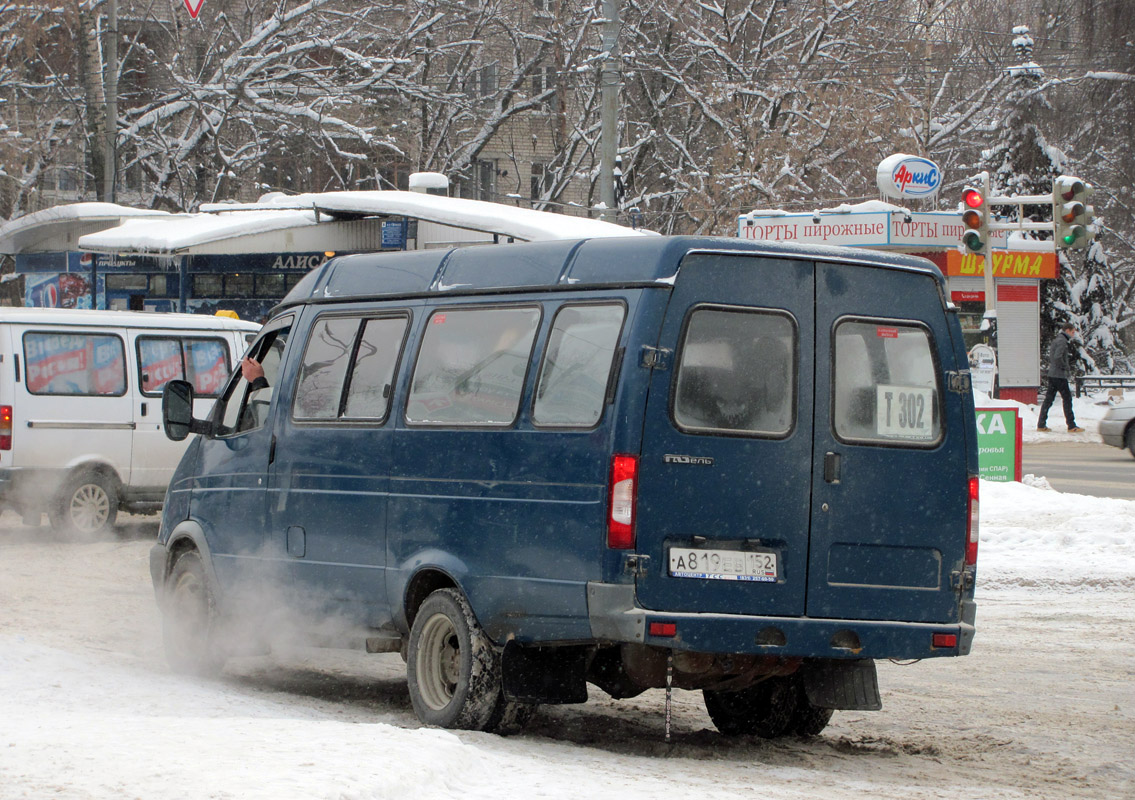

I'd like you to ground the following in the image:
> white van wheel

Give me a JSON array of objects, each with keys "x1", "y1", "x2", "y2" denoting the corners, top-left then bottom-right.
[
  {"x1": 50, "y1": 472, "x2": 118, "y2": 538},
  {"x1": 162, "y1": 551, "x2": 223, "y2": 676},
  {"x1": 407, "y1": 588, "x2": 502, "y2": 730}
]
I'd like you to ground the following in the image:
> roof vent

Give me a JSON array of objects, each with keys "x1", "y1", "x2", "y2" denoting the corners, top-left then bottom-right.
[{"x1": 408, "y1": 172, "x2": 449, "y2": 196}]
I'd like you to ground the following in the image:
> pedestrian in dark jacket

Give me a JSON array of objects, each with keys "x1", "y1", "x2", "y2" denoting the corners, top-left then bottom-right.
[{"x1": 1037, "y1": 323, "x2": 1084, "y2": 432}]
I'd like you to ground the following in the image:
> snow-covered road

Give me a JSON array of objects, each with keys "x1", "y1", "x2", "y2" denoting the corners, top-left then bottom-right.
[{"x1": 2, "y1": 478, "x2": 1133, "y2": 799}]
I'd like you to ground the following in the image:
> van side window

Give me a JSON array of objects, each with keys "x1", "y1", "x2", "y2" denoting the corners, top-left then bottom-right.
[
  {"x1": 292, "y1": 314, "x2": 408, "y2": 421},
  {"x1": 218, "y1": 322, "x2": 292, "y2": 436},
  {"x1": 832, "y1": 320, "x2": 941, "y2": 445},
  {"x1": 23, "y1": 332, "x2": 127, "y2": 396},
  {"x1": 138, "y1": 337, "x2": 230, "y2": 398},
  {"x1": 294, "y1": 317, "x2": 359, "y2": 419},
  {"x1": 344, "y1": 317, "x2": 408, "y2": 419},
  {"x1": 673, "y1": 308, "x2": 795, "y2": 436},
  {"x1": 407, "y1": 306, "x2": 540, "y2": 426},
  {"x1": 533, "y1": 303, "x2": 625, "y2": 427}
]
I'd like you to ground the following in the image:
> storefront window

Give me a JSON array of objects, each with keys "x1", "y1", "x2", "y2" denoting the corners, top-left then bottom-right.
[
  {"x1": 193, "y1": 275, "x2": 224, "y2": 296},
  {"x1": 227, "y1": 274, "x2": 254, "y2": 297}
]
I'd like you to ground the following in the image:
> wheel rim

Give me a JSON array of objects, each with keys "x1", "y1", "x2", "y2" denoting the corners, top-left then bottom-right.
[
  {"x1": 69, "y1": 482, "x2": 110, "y2": 533},
  {"x1": 416, "y1": 611, "x2": 462, "y2": 711}
]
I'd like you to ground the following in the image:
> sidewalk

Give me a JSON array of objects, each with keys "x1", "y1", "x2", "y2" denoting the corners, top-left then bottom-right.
[{"x1": 975, "y1": 390, "x2": 1114, "y2": 445}]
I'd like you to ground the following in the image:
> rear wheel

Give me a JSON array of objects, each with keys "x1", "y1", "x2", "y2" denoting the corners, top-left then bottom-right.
[
  {"x1": 703, "y1": 676, "x2": 797, "y2": 738},
  {"x1": 162, "y1": 550, "x2": 223, "y2": 676},
  {"x1": 50, "y1": 471, "x2": 118, "y2": 539},
  {"x1": 1126, "y1": 425, "x2": 1135, "y2": 458},
  {"x1": 407, "y1": 588, "x2": 504, "y2": 731},
  {"x1": 787, "y1": 677, "x2": 835, "y2": 736},
  {"x1": 486, "y1": 696, "x2": 537, "y2": 735}
]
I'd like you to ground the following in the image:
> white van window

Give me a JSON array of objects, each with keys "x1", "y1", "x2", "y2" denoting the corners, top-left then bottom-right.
[
  {"x1": 184, "y1": 339, "x2": 231, "y2": 397},
  {"x1": 407, "y1": 306, "x2": 540, "y2": 426},
  {"x1": 138, "y1": 337, "x2": 230, "y2": 398},
  {"x1": 138, "y1": 338, "x2": 185, "y2": 394},
  {"x1": 832, "y1": 320, "x2": 941, "y2": 445},
  {"x1": 533, "y1": 303, "x2": 625, "y2": 427},
  {"x1": 23, "y1": 332, "x2": 127, "y2": 396},
  {"x1": 673, "y1": 308, "x2": 795, "y2": 436},
  {"x1": 344, "y1": 317, "x2": 408, "y2": 420}
]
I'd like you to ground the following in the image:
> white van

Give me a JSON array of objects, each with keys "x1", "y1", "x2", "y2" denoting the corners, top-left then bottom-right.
[{"x1": 0, "y1": 308, "x2": 259, "y2": 537}]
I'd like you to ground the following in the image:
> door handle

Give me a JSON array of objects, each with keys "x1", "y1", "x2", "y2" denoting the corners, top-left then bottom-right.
[
  {"x1": 824, "y1": 451, "x2": 841, "y2": 484},
  {"x1": 140, "y1": 402, "x2": 148, "y2": 416}
]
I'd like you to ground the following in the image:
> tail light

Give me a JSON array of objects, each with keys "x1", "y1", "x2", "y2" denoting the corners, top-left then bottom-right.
[
  {"x1": 965, "y1": 475, "x2": 979, "y2": 565},
  {"x1": 0, "y1": 405, "x2": 11, "y2": 450},
  {"x1": 607, "y1": 454, "x2": 638, "y2": 549}
]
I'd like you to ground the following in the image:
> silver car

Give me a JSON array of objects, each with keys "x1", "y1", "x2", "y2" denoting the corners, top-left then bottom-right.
[{"x1": 1099, "y1": 401, "x2": 1135, "y2": 458}]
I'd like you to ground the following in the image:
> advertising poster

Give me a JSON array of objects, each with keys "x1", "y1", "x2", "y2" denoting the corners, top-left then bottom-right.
[
  {"x1": 975, "y1": 407, "x2": 1022, "y2": 482},
  {"x1": 25, "y1": 273, "x2": 94, "y2": 309}
]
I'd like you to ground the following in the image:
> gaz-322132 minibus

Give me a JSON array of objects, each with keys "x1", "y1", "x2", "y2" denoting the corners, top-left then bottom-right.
[{"x1": 152, "y1": 236, "x2": 979, "y2": 737}]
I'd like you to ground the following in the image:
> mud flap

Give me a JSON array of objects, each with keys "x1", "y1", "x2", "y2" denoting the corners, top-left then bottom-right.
[
  {"x1": 800, "y1": 658, "x2": 882, "y2": 710},
  {"x1": 501, "y1": 642, "x2": 589, "y2": 704}
]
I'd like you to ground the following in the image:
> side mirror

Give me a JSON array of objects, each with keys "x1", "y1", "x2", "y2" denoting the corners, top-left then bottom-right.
[{"x1": 162, "y1": 380, "x2": 196, "y2": 441}]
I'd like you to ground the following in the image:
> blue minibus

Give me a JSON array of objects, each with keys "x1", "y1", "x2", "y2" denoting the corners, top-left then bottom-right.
[{"x1": 153, "y1": 236, "x2": 979, "y2": 736}]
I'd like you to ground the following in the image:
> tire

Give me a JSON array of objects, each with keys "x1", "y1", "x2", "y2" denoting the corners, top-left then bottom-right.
[
  {"x1": 787, "y1": 677, "x2": 835, "y2": 737},
  {"x1": 50, "y1": 471, "x2": 118, "y2": 539},
  {"x1": 703, "y1": 676, "x2": 798, "y2": 738},
  {"x1": 1126, "y1": 425, "x2": 1135, "y2": 459},
  {"x1": 162, "y1": 550, "x2": 224, "y2": 676},
  {"x1": 486, "y1": 696, "x2": 537, "y2": 736},
  {"x1": 407, "y1": 588, "x2": 503, "y2": 731}
]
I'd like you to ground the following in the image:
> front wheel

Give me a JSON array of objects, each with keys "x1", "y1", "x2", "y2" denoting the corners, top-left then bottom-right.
[
  {"x1": 50, "y1": 471, "x2": 118, "y2": 539},
  {"x1": 162, "y1": 550, "x2": 224, "y2": 676},
  {"x1": 407, "y1": 588, "x2": 503, "y2": 731},
  {"x1": 1126, "y1": 425, "x2": 1135, "y2": 459}
]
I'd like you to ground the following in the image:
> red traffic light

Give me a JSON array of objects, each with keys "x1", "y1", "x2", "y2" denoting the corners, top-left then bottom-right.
[{"x1": 963, "y1": 188, "x2": 984, "y2": 209}]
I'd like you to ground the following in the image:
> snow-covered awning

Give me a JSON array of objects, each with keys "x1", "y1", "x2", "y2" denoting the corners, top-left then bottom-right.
[
  {"x1": 200, "y1": 190, "x2": 654, "y2": 243},
  {"x1": 0, "y1": 203, "x2": 169, "y2": 254},
  {"x1": 78, "y1": 209, "x2": 320, "y2": 255}
]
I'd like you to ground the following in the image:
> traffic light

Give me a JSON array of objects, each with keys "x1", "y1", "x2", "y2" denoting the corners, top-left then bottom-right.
[
  {"x1": 961, "y1": 186, "x2": 987, "y2": 253},
  {"x1": 1052, "y1": 175, "x2": 1094, "y2": 249}
]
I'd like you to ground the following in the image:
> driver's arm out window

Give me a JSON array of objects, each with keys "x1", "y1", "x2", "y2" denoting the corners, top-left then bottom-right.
[{"x1": 218, "y1": 320, "x2": 292, "y2": 435}]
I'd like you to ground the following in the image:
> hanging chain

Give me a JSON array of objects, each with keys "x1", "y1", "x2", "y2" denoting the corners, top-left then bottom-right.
[{"x1": 665, "y1": 649, "x2": 674, "y2": 743}]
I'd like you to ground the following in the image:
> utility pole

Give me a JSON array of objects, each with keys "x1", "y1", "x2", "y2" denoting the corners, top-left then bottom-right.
[
  {"x1": 103, "y1": 0, "x2": 118, "y2": 203},
  {"x1": 598, "y1": 0, "x2": 620, "y2": 223}
]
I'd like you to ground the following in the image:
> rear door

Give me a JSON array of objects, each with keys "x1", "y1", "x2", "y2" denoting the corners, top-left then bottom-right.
[
  {"x1": 634, "y1": 252, "x2": 815, "y2": 616},
  {"x1": 808, "y1": 260, "x2": 967, "y2": 623}
]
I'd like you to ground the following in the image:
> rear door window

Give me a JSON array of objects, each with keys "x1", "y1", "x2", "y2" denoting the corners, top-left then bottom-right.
[
  {"x1": 407, "y1": 306, "x2": 540, "y2": 426},
  {"x1": 533, "y1": 303, "x2": 625, "y2": 428},
  {"x1": 23, "y1": 331, "x2": 127, "y2": 396},
  {"x1": 832, "y1": 319, "x2": 941, "y2": 445},
  {"x1": 673, "y1": 307, "x2": 795, "y2": 436}
]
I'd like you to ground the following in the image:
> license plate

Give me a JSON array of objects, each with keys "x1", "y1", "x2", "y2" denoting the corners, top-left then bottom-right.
[{"x1": 668, "y1": 547, "x2": 778, "y2": 582}]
